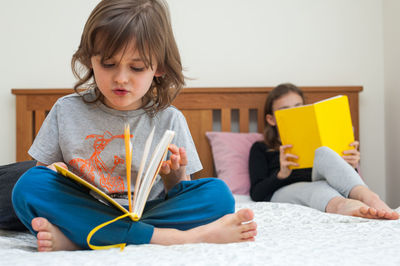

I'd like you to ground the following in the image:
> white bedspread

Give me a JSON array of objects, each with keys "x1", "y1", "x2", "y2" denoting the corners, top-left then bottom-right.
[{"x1": 2, "y1": 199, "x2": 400, "y2": 266}]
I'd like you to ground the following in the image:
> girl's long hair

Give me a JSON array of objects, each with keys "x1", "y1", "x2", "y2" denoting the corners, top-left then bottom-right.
[
  {"x1": 263, "y1": 83, "x2": 305, "y2": 150},
  {"x1": 71, "y1": 0, "x2": 184, "y2": 115}
]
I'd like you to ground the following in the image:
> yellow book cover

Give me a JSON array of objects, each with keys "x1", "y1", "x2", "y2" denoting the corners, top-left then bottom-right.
[{"x1": 274, "y1": 95, "x2": 354, "y2": 169}]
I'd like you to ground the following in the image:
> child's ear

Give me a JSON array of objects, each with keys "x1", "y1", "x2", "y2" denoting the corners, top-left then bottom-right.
[
  {"x1": 155, "y1": 68, "x2": 165, "y2": 77},
  {"x1": 266, "y1": 114, "x2": 276, "y2": 126},
  {"x1": 88, "y1": 57, "x2": 93, "y2": 68}
]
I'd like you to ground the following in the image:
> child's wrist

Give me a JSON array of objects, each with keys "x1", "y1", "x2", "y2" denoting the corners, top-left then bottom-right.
[{"x1": 277, "y1": 170, "x2": 288, "y2": 179}]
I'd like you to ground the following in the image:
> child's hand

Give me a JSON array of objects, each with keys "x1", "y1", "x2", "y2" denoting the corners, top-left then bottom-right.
[
  {"x1": 46, "y1": 162, "x2": 68, "y2": 172},
  {"x1": 277, "y1": 144, "x2": 299, "y2": 179},
  {"x1": 159, "y1": 144, "x2": 190, "y2": 191},
  {"x1": 342, "y1": 141, "x2": 360, "y2": 168},
  {"x1": 161, "y1": 144, "x2": 188, "y2": 174}
]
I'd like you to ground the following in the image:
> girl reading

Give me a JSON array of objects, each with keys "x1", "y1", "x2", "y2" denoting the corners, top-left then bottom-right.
[{"x1": 249, "y1": 83, "x2": 398, "y2": 220}]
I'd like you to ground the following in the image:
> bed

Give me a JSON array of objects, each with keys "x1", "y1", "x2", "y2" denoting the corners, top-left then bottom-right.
[{"x1": 4, "y1": 86, "x2": 400, "y2": 266}]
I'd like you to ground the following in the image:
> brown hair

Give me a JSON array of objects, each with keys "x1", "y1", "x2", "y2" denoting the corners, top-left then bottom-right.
[
  {"x1": 71, "y1": 0, "x2": 184, "y2": 115},
  {"x1": 263, "y1": 83, "x2": 305, "y2": 150}
]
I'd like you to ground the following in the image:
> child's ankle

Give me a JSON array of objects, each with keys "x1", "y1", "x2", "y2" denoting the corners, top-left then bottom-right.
[
  {"x1": 349, "y1": 185, "x2": 373, "y2": 201},
  {"x1": 325, "y1": 196, "x2": 346, "y2": 213}
]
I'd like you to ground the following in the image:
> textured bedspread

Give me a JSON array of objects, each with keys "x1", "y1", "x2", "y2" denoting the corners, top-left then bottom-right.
[{"x1": 2, "y1": 199, "x2": 400, "y2": 266}]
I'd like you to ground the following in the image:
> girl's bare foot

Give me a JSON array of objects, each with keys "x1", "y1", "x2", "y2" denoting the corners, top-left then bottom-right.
[
  {"x1": 31, "y1": 217, "x2": 80, "y2": 252},
  {"x1": 150, "y1": 208, "x2": 257, "y2": 245},
  {"x1": 326, "y1": 197, "x2": 391, "y2": 219},
  {"x1": 349, "y1": 186, "x2": 399, "y2": 220}
]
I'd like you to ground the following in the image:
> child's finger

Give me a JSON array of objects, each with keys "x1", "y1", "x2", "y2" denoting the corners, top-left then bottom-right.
[
  {"x1": 342, "y1": 149, "x2": 359, "y2": 155},
  {"x1": 285, "y1": 161, "x2": 299, "y2": 167},
  {"x1": 280, "y1": 144, "x2": 292, "y2": 152},
  {"x1": 55, "y1": 162, "x2": 68, "y2": 169},
  {"x1": 285, "y1": 153, "x2": 299, "y2": 160},
  {"x1": 47, "y1": 164, "x2": 57, "y2": 171},
  {"x1": 350, "y1": 141, "x2": 359, "y2": 149},
  {"x1": 170, "y1": 154, "x2": 180, "y2": 170},
  {"x1": 179, "y1": 147, "x2": 188, "y2": 166},
  {"x1": 168, "y1": 144, "x2": 179, "y2": 154},
  {"x1": 348, "y1": 160, "x2": 357, "y2": 166},
  {"x1": 342, "y1": 155, "x2": 359, "y2": 161},
  {"x1": 282, "y1": 144, "x2": 293, "y2": 149},
  {"x1": 342, "y1": 156, "x2": 356, "y2": 161},
  {"x1": 160, "y1": 161, "x2": 171, "y2": 174},
  {"x1": 288, "y1": 161, "x2": 299, "y2": 166},
  {"x1": 47, "y1": 162, "x2": 67, "y2": 172},
  {"x1": 342, "y1": 156, "x2": 358, "y2": 167}
]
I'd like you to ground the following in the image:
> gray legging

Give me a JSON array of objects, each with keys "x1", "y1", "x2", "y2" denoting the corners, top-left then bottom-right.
[{"x1": 270, "y1": 146, "x2": 365, "y2": 212}]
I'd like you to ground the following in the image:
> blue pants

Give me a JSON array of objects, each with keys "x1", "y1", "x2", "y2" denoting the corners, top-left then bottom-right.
[{"x1": 12, "y1": 166, "x2": 234, "y2": 249}]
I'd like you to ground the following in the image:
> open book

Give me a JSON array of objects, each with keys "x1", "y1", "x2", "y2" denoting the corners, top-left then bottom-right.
[
  {"x1": 54, "y1": 125, "x2": 175, "y2": 222},
  {"x1": 274, "y1": 95, "x2": 354, "y2": 169}
]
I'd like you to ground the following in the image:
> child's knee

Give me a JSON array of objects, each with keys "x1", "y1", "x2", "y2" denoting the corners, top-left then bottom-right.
[
  {"x1": 207, "y1": 178, "x2": 233, "y2": 196},
  {"x1": 12, "y1": 166, "x2": 57, "y2": 206},
  {"x1": 202, "y1": 178, "x2": 235, "y2": 213},
  {"x1": 315, "y1": 146, "x2": 333, "y2": 156},
  {"x1": 315, "y1": 146, "x2": 340, "y2": 161}
]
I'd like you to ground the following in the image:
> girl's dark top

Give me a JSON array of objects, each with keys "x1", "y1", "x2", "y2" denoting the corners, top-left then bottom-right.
[{"x1": 249, "y1": 141, "x2": 312, "y2": 201}]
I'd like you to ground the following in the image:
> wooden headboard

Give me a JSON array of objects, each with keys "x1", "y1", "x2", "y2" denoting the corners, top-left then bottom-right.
[{"x1": 12, "y1": 86, "x2": 362, "y2": 179}]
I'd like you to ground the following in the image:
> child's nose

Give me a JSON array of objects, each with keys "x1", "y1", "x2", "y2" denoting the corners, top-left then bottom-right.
[{"x1": 114, "y1": 68, "x2": 129, "y2": 85}]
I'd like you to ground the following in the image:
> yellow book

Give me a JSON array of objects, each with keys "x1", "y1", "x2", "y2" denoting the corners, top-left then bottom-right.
[
  {"x1": 274, "y1": 95, "x2": 354, "y2": 169},
  {"x1": 54, "y1": 125, "x2": 175, "y2": 250}
]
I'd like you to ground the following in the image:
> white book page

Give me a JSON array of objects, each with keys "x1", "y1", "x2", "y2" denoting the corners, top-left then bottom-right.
[
  {"x1": 314, "y1": 95, "x2": 343, "y2": 104},
  {"x1": 133, "y1": 130, "x2": 175, "y2": 218},
  {"x1": 279, "y1": 95, "x2": 344, "y2": 111},
  {"x1": 134, "y1": 127, "x2": 155, "y2": 199}
]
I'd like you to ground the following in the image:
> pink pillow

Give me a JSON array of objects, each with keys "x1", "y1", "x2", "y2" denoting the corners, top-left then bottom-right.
[{"x1": 205, "y1": 132, "x2": 263, "y2": 195}]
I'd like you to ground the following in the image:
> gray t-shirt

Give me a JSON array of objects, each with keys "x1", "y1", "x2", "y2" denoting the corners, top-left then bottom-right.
[{"x1": 29, "y1": 89, "x2": 202, "y2": 200}]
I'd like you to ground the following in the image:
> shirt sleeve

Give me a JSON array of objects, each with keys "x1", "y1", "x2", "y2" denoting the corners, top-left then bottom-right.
[
  {"x1": 28, "y1": 100, "x2": 63, "y2": 165},
  {"x1": 168, "y1": 109, "x2": 203, "y2": 175}
]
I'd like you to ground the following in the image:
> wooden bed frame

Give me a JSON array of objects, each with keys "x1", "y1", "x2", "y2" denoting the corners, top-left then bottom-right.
[{"x1": 12, "y1": 86, "x2": 362, "y2": 179}]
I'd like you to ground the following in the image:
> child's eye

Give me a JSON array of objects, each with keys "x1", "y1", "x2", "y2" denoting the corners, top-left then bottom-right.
[
  {"x1": 101, "y1": 62, "x2": 115, "y2": 68},
  {"x1": 131, "y1": 67, "x2": 144, "y2": 72}
]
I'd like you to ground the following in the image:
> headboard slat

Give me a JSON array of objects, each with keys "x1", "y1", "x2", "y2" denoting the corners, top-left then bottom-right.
[
  {"x1": 239, "y1": 108, "x2": 249, "y2": 133},
  {"x1": 182, "y1": 109, "x2": 213, "y2": 178},
  {"x1": 34, "y1": 111, "x2": 46, "y2": 137},
  {"x1": 257, "y1": 109, "x2": 264, "y2": 133},
  {"x1": 221, "y1": 109, "x2": 231, "y2": 131},
  {"x1": 15, "y1": 95, "x2": 33, "y2": 162}
]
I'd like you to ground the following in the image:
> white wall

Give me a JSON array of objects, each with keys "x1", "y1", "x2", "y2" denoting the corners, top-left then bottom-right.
[
  {"x1": 0, "y1": 0, "x2": 100, "y2": 160},
  {"x1": 384, "y1": 0, "x2": 400, "y2": 207},
  {"x1": 0, "y1": 0, "x2": 393, "y2": 202}
]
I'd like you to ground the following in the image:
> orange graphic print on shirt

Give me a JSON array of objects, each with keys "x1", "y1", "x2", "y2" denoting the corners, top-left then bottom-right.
[{"x1": 69, "y1": 130, "x2": 133, "y2": 194}]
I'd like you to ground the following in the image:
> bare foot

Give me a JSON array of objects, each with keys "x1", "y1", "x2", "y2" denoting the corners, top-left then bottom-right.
[
  {"x1": 32, "y1": 217, "x2": 79, "y2": 252},
  {"x1": 190, "y1": 208, "x2": 257, "y2": 243},
  {"x1": 349, "y1": 186, "x2": 399, "y2": 220},
  {"x1": 326, "y1": 197, "x2": 391, "y2": 219},
  {"x1": 150, "y1": 209, "x2": 257, "y2": 245}
]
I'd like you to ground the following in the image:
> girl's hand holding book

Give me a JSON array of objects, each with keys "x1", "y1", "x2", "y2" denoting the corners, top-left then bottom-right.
[
  {"x1": 277, "y1": 144, "x2": 299, "y2": 179},
  {"x1": 342, "y1": 141, "x2": 360, "y2": 168}
]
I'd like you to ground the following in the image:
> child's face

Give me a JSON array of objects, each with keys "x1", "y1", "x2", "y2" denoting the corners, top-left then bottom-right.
[
  {"x1": 266, "y1": 92, "x2": 304, "y2": 126},
  {"x1": 91, "y1": 41, "x2": 163, "y2": 111},
  {"x1": 272, "y1": 92, "x2": 304, "y2": 112}
]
